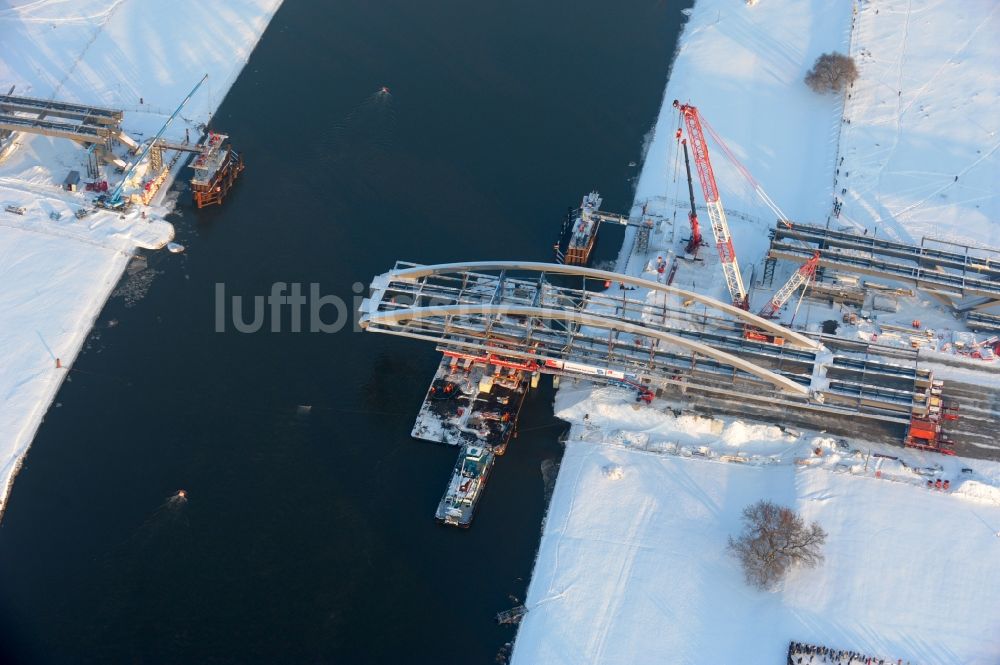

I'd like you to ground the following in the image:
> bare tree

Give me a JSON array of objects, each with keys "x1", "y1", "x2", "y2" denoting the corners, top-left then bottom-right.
[
  {"x1": 805, "y1": 52, "x2": 859, "y2": 93},
  {"x1": 728, "y1": 500, "x2": 827, "y2": 590}
]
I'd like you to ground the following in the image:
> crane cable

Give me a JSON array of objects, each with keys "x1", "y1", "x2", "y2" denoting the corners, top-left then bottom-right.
[
  {"x1": 672, "y1": 110, "x2": 685, "y2": 215},
  {"x1": 697, "y1": 112, "x2": 790, "y2": 226},
  {"x1": 694, "y1": 111, "x2": 817, "y2": 258},
  {"x1": 678, "y1": 103, "x2": 821, "y2": 317}
]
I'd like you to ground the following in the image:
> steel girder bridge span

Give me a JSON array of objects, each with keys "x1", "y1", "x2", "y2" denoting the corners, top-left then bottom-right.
[
  {"x1": 769, "y1": 222, "x2": 1000, "y2": 312},
  {"x1": 360, "y1": 262, "x2": 936, "y2": 425},
  {"x1": 0, "y1": 93, "x2": 138, "y2": 165}
]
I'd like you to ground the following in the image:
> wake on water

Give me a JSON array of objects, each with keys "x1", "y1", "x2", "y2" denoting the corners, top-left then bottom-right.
[
  {"x1": 119, "y1": 490, "x2": 191, "y2": 553},
  {"x1": 320, "y1": 88, "x2": 397, "y2": 192}
]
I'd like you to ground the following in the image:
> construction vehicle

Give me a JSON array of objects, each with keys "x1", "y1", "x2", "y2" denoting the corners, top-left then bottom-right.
[
  {"x1": 757, "y1": 251, "x2": 821, "y2": 318},
  {"x1": 905, "y1": 416, "x2": 956, "y2": 455},
  {"x1": 673, "y1": 100, "x2": 748, "y2": 310},
  {"x1": 673, "y1": 99, "x2": 826, "y2": 338},
  {"x1": 968, "y1": 335, "x2": 998, "y2": 361},
  {"x1": 677, "y1": 136, "x2": 703, "y2": 256},
  {"x1": 744, "y1": 329, "x2": 785, "y2": 346},
  {"x1": 609, "y1": 377, "x2": 655, "y2": 404}
]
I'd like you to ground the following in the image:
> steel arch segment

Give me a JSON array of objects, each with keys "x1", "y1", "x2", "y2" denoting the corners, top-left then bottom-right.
[
  {"x1": 386, "y1": 261, "x2": 819, "y2": 350},
  {"x1": 364, "y1": 303, "x2": 810, "y2": 396}
]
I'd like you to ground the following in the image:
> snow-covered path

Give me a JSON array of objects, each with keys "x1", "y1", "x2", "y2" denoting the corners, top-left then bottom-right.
[{"x1": 0, "y1": 0, "x2": 283, "y2": 515}]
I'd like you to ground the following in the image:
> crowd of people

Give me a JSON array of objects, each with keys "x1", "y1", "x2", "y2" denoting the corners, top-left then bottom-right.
[{"x1": 788, "y1": 641, "x2": 912, "y2": 665}]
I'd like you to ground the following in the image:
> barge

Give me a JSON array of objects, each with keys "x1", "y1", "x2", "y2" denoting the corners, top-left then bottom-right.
[
  {"x1": 189, "y1": 132, "x2": 244, "y2": 208},
  {"x1": 413, "y1": 352, "x2": 532, "y2": 527},
  {"x1": 412, "y1": 352, "x2": 529, "y2": 455}
]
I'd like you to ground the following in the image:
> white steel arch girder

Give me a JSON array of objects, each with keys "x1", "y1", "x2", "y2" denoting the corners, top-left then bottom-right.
[
  {"x1": 384, "y1": 261, "x2": 819, "y2": 350},
  {"x1": 362, "y1": 303, "x2": 811, "y2": 396}
]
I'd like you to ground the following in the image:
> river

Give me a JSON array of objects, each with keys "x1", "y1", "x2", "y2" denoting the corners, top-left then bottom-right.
[{"x1": 0, "y1": 0, "x2": 689, "y2": 662}]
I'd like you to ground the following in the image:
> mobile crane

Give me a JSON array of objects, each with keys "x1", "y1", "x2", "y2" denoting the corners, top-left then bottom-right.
[
  {"x1": 757, "y1": 251, "x2": 821, "y2": 319},
  {"x1": 678, "y1": 136, "x2": 704, "y2": 256},
  {"x1": 673, "y1": 100, "x2": 748, "y2": 310},
  {"x1": 673, "y1": 99, "x2": 823, "y2": 331}
]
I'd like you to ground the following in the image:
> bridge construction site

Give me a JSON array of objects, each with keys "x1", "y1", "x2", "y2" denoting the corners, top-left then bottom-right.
[
  {"x1": 357, "y1": 260, "x2": 988, "y2": 525},
  {"x1": 0, "y1": 79, "x2": 243, "y2": 212},
  {"x1": 361, "y1": 261, "x2": 955, "y2": 428},
  {"x1": 768, "y1": 222, "x2": 1000, "y2": 313},
  {"x1": 359, "y1": 96, "x2": 999, "y2": 527},
  {"x1": 0, "y1": 91, "x2": 137, "y2": 167}
]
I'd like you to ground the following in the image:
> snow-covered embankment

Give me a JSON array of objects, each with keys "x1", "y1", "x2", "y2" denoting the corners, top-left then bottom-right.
[
  {"x1": 0, "y1": 0, "x2": 284, "y2": 515},
  {"x1": 511, "y1": 0, "x2": 1000, "y2": 662}
]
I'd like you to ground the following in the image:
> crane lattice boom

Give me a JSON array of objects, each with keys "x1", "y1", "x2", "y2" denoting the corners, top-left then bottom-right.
[
  {"x1": 759, "y1": 252, "x2": 820, "y2": 318},
  {"x1": 673, "y1": 100, "x2": 748, "y2": 309},
  {"x1": 679, "y1": 136, "x2": 703, "y2": 255}
]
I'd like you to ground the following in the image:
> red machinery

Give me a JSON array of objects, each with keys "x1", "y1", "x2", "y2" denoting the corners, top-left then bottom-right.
[
  {"x1": 678, "y1": 136, "x2": 704, "y2": 256},
  {"x1": 906, "y1": 416, "x2": 956, "y2": 455},
  {"x1": 757, "y1": 251, "x2": 821, "y2": 319},
  {"x1": 673, "y1": 99, "x2": 825, "y2": 325},
  {"x1": 674, "y1": 100, "x2": 748, "y2": 309}
]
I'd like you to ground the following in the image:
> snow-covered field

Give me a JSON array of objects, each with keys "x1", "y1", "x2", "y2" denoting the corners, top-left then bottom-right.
[
  {"x1": 513, "y1": 385, "x2": 1000, "y2": 664},
  {"x1": 513, "y1": 432, "x2": 1000, "y2": 664},
  {"x1": 0, "y1": 0, "x2": 282, "y2": 515},
  {"x1": 509, "y1": 383, "x2": 1000, "y2": 663},
  {"x1": 514, "y1": 0, "x2": 1000, "y2": 662},
  {"x1": 838, "y1": 0, "x2": 1000, "y2": 247}
]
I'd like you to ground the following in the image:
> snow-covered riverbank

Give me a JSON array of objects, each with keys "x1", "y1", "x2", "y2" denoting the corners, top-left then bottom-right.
[
  {"x1": 512, "y1": 0, "x2": 1000, "y2": 662},
  {"x1": 0, "y1": 0, "x2": 283, "y2": 515},
  {"x1": 512, "y1": 382, "x2": 1000, "y2": 664},
  {"x1": 514, "y1": 414, "x2": 1000, "y2": 664}
]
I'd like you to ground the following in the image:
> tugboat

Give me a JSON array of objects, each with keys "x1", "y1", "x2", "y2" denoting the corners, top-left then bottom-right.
[
  {"x1": 435, "y1": 445, "x2": 495, "y2": 528},
  {"x1": 554, "y1": 191, "x2": 603, "y2": 266}
]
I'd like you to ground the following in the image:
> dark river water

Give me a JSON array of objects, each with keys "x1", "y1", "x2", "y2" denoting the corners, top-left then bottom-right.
[{"x1": 0, "y1": 1, "x2": 688, "y2": 662}]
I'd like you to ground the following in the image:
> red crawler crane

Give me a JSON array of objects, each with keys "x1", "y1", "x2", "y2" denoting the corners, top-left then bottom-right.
[
  {"x1": 673, "y1": 100, "x2": 748, "y2": 309},
  {"x1": 674, "y1": 99, "x2": 825, "y2": 322},
  {"x1": 757, "y1": 251, "x2": 821, "y2": 319},
  {"x1": 677, "y1": 135, "x2": 703, "y2": 256}
]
